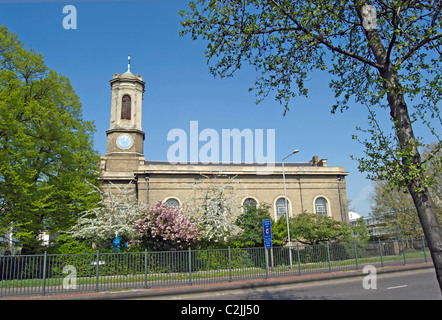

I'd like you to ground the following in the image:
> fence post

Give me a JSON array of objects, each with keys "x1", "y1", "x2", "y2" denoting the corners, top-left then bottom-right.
[
  {"x1": 378, "y1": 239, "x2": 384, "y2": 267},
  {"x1": 95, "y1": 250, "x2": 100, "y2": 292},
  {"x1": 264, "y1": 247, "x2": 269, "y2": 278},
  {"x1": 228, "y1": 247, "x2": 232, "y2": 282},
  {"x1": 401, "y1": 239, "x2": 406, "y2": 265},
  {"x1": 188, "y1": 247, "x2": 192, "y2": 286},
  {"x1": 144, "y1": 249, "x2": 148, "y2": 289},
  {"x1": 42, "y1": 252, "x2": 47, "y2": 296},
  {"x1": 297, "y1": 244, "x2": 301, "y2": 276},
  {"x1": 354, "y1": 241, "x2": 359, "y2": 270},
  {"x1": 327, "y1": 242, "x2": 331, "y2": 273},
  {"x1": 422, "y1": 236, "x2": 428, "y2": 263}
]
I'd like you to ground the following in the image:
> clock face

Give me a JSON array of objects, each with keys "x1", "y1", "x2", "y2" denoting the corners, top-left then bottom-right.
[{"x1": 117, "y1": 134, "x2": 133, "y2": 150}]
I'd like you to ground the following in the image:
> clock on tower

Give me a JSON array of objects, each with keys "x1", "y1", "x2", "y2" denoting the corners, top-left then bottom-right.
[{"x1": 116, "y1": 134, "x2": 134, "y2": 150}]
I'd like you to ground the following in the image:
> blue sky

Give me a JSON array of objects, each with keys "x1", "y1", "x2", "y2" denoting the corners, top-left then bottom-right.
[{"x1": 0, "y1": 0, "x2": 384, "y2": 217}]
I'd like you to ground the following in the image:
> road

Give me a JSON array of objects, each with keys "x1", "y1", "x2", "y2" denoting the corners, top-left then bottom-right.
[{"x1": 138, "y1": 268, "x2": 441, "y2": 300}]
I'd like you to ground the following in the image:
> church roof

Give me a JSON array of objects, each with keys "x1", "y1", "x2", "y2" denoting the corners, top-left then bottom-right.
[
  {"x1": 143, "y1": 160, "x2": 313, "y2": 167},
  {"x1": 120, "y1": 71, "x2": 137, "y2": 79}
]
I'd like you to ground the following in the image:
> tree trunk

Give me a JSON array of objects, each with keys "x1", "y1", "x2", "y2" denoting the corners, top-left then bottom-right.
[
  {"x1": 409, "y1": 182, "x2": 442, "y2": 290},
  {"x1": 383, "y1": 65, "x2": 442, "y2": 292},
  {"x1": 356, "y1": 2, "x2": 442, "y2": 292}
]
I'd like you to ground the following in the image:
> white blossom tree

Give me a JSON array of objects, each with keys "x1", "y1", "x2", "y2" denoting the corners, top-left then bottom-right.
[
  {"x1": 68, "y1": 181, "x2": 145, "y2": 242},
  {"x1": 184, "y1": 174, "x2": 242, "y2": 243}
]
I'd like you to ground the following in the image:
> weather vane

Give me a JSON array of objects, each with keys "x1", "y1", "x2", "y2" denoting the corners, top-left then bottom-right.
[{"x1": 128, "y1": 55, "x2": 131, "y2": 72}]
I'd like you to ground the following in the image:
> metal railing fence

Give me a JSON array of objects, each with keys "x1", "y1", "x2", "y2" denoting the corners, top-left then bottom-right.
[{"x1": 0, "y1": 237, "x2": 430, "y2": 297}]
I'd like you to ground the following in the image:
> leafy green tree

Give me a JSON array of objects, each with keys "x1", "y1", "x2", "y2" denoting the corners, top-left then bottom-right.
[
  {"x1": 47, "y1": 234, "x2": 95, "y2": 255},
  {"x1": 234, "y1": 203, "x2": 272, "y2": 247},
  {"x1": 270, "y1": 212, "x2": 351, "y2": 245},
  {"x1": 371, "y1": 179, "x2": 423, "y2": 239},
  {"x1": 351, "y1": 217, "x2": 370, "y2": 242},
  {"x1": 290, "y1": 212, "x2": 351, "y2": 245},
  {"x1": 0, "y1": 26, "x2": 101, "y2": 253},
  {"x1": 180, "y1": 0, "x2": 442, "y2": 291},
  {"x1": 370, "y1": 144, "x2": 442, "y2": 239},
  {"x1": 270, "y1": 215, "x2": 294, "y2": 246}
]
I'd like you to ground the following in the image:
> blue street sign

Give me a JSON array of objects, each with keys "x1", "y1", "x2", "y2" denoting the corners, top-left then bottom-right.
[{"x1": 263, "y1": 219, "x2": 272, "y2": 248}]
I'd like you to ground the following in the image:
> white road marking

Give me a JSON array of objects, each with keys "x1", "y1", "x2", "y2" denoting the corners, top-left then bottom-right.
[{"x1": 386, "y1": 285, "x2": 408, "y2": 290}]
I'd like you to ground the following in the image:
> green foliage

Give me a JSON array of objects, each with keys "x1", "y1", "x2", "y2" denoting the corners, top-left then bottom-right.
[
  {"x1": 47, "y1": 234, "x2": 95, "y2": 255},
  {"x1": 233, "y1": 203, "x2": 272, "y2": 248},
  {"x1": 270, "y1": 216, "x2": 291, "y2": 246},
  {"x1": 192, "y1": 248, "x2": 257, "y2": 271},
  {"x1": 266, "y1": 212, "x2": 351, "y2": 246},
  {"x1": 370, "y1": 179, "x2": 423, "y2": 239},
  {"x1": 0, "y1": 26, "x2": 101, "y2": 253},
  {"x1": 179, "y1": 1, "x2": 442, "y2": 192},
  {"x1": 370, "y1": 143, "x2": 442, "y2": 239},
  {"x1": 350, "y1": 217, "x2": 370, "y2": 242},
  {"x1": 290, "y1": 212, "x2": 351, "y2": 245}
]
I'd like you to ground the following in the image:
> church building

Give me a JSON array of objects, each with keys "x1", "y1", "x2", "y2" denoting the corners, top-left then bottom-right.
[{"x1": 98, "y1": 66, "x2": 349, "y2": 223}]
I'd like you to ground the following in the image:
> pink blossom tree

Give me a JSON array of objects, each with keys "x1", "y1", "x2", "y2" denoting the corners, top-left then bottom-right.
[{"x1": 135, "y1": 201, "x2": 203, "y2": 251}]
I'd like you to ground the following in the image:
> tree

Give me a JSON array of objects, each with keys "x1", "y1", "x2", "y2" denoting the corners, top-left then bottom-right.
[
  {"x1": 422, "y1": 142, "x2": 442, "y2": 219},
  {"x1": 370, "y1": 143, "x2": 442, "y2": 239},
  {"x1": 180, "y1": 0, "x2": 442, "y2": 291},
  {"x1": 0, "y1": 26, "x2": 101, "y2": 253},
  {"x1": 351, "y1": 217, "x2": 371, "y2": 242},
  {"x1": 135, "y1": 201, "x2": 203, "y2": 251},
  {"x1": 289, "y1": 212, "x2": 351, "y2": 245},
  {"x1": 184, "y1": 174, "x2": 242, "y2": 244},
  {"x1": 371, "y1": 179, "x2": 423, "y2": 239},
  {"x1": 234, "y1": 203, "x2": 272, "y2": 247}
]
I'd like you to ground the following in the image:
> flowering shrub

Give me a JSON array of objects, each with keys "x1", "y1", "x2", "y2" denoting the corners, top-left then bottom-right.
[
  {"x1": 185, "y1": 175, "x2": 242, "y2": 243},
  {"x1": 135, "y1": 201, "x2": 203, "y2": 251},
  {"x1": 68, "y1": 182, "x2": 144, "y2": 243}
]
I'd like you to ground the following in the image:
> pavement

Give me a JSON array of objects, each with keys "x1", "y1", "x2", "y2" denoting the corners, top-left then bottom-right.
[{"x1": 0, "y1": 261, "x2": 435, "y2": 300}]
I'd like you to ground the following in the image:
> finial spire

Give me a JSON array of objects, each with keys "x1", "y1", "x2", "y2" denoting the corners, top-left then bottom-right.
[{"x1": 127, "y1": 55, "x2": 131, "y2": 73}]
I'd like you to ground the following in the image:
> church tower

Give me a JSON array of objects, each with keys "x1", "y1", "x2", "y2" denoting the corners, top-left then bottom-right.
[
  {"x1": 106, "y1": 56, "x2": 145, "y2": 157},
  {"x1": 100, "y1": 57, "x2": 146, "y2": 179}
]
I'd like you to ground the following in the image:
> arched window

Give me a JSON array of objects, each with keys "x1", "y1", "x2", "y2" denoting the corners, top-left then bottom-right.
[
  {"x1": 121, "y1": 95, "x2": 131, "y2": 120},
  {"x1": 243, "y1": 198, "x2": 257, "y2": 213},
  {"x1": 315, "y1": 197, "x2": 328, "y2": 215},
  {"x1": 165, "y1": 198, "x2": 180, "y2": 208},
  {"x1": 275, "y1": 197, "x2": 289, "y2": 220}
]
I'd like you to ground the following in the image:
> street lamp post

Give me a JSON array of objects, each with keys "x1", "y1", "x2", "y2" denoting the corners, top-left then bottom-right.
[{"x1": 282, "y1": 149, "x2": 299, "y2": 269}]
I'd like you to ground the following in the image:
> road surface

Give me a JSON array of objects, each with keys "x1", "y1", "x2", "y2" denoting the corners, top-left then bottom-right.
[{"x1": 137, "y1": 268, "x2": 441, "y2": 300}]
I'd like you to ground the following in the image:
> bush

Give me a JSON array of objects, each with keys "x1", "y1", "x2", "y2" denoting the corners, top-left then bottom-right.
[{"x1": 47, "y1": 234, "x2": 95, "y2": 254}]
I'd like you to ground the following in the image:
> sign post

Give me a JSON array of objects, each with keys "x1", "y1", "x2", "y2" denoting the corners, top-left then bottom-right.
[{"x1": 263, "y1": 219, "x2": 274, "y2": 271}]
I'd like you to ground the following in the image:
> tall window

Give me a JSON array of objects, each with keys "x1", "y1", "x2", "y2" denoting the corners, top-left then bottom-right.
[
  {"x1": 243, "y1": 198, "x2": 257, "y2": 213},
  {"x1": 315, "y1": 197, "x2": 328, "y2": 215},
  {"x1": 276, "y1": 197, "x2": 289, "y2": 220},
  {"x1": 121, "y1": 95, "x2": 131, "y2": 120}
]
